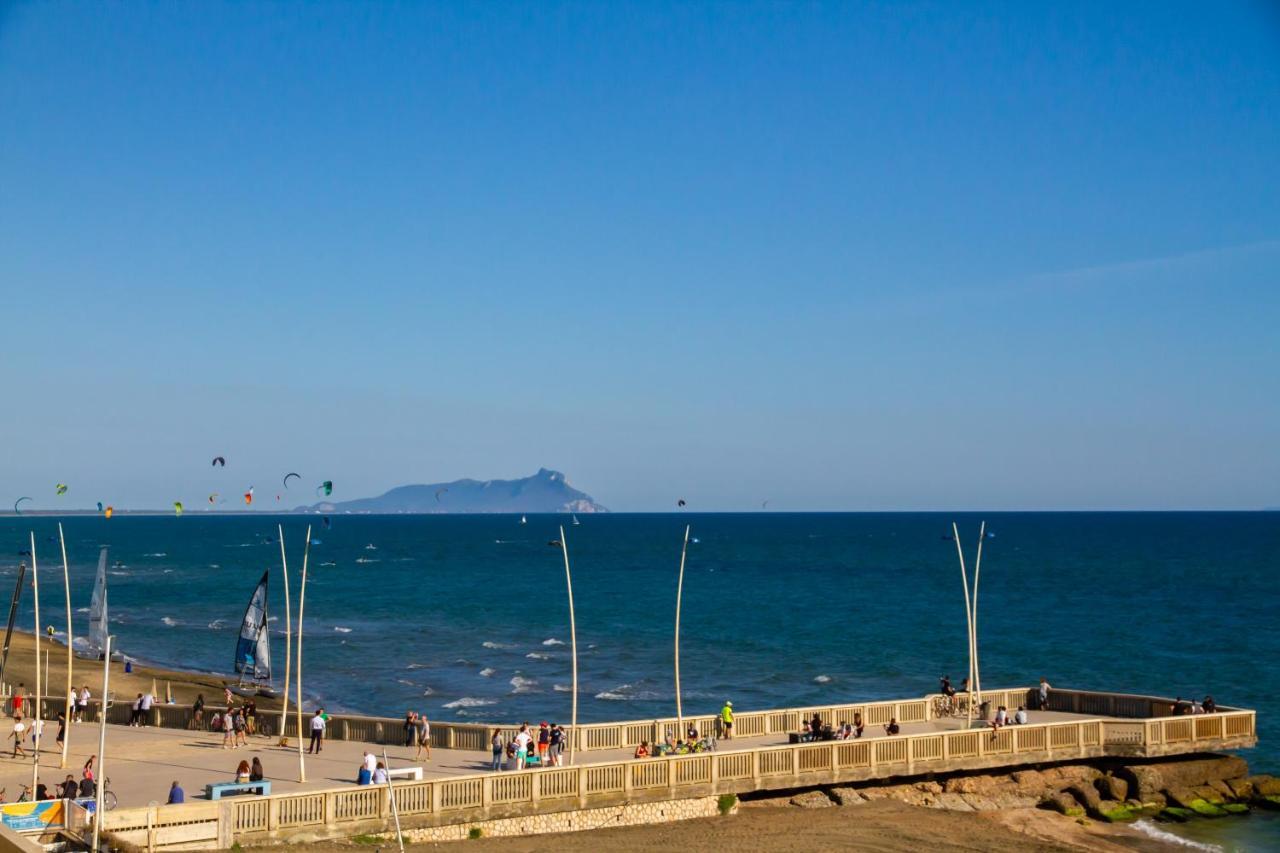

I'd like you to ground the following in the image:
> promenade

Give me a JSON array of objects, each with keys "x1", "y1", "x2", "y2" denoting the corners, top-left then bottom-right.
[{"x1": 0, "y1": 708, "x2": 1091, "y2": 809}]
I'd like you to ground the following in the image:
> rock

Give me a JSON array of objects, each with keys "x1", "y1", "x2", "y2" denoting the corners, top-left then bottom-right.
[
  {"x1": 1095, "y1": 775, "x2": 1129, "y2": 802},
  {"x1": 945, "y1": 775, "x2": 999, "y2": 795},
  {"x1": 1046, "y1": 792, "x2": 1085, "y2": 817},
  {"x1": 1123, "y1": 765, "x2": 1165, "y2": 802},
  {"x1": 1192, "y1": 785, "x2": 1226, "y2": 804},
  {"x1": 1248, "y1": 775, "x2": 1280, "y2": 796},
  {"x1": 933, "y1": 793, "x2": 974, "y2": 812},
  {"x1": 988, "y1": 792, "x2": 1038, "y2": 810},
  {"x1": 1158, "y1": 807, "x2": 1194, "y2": 823},
  {"x1": 1208, "y1": 779, "x2": 1236, "y2": 800},
  {"x1": 1165, "y1": 788, "x2": 1228, "y2": 818},
  {"x1": 1097, "y1": 799, "x2": 1142, "y2": 822},
  {"x1": 1223, "y1": 803, "x2": 1250, "y2": 815},
  {"x1": 1121, "y1": 756, "x2": 1249, "y2": 794},
  {"x1": 1224, "y1": 777, "x2": 1255, "y2": 800},
  {"x1": 1066, "y1": 783, "x2": 1102, "y2": 814},
  {"x1": 828, "y1": 787, "x2": 865, "y2": 806},
  {"x1": 1257, "y1": 795, "x2": 1280, "y2": 811},
  {"x1": 914, "y1": 781, "x2": 943, "y2": 795},
  {"x1": 960, "y1": 794, "x2": 999, "y2": 811},
  {"x1": 1010, "y1": 769, "x2": 1049, "y2": 798},
  {"x1": 789, "y1": 791, "x2": 833, "y2": 809},
  {"x1": 1047, "y1": 765, "x2": 1102, "y2": 786}
]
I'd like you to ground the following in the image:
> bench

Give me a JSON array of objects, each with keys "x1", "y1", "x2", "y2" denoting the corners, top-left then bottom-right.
[
  {"x1": 206, "y1": 780, "x2": 271, "y2": 800},
  {"x1": 385, "y1": 766, "x2": 423, "y2": 781}
]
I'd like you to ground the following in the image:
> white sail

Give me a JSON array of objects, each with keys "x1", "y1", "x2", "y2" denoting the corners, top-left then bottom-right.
[{"x1": 87, "y1": 548, "x2": 108, "y2": 654}]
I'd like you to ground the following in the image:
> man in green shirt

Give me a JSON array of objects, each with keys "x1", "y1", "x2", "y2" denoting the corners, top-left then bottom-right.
[{"x1": 719, "y1": 701, "x2": 733, "y2": 739}]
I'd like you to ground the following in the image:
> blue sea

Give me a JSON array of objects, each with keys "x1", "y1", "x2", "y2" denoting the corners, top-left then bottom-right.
[{"x1": 2, "y1": 511, "x2": 1276, "y2": 848}]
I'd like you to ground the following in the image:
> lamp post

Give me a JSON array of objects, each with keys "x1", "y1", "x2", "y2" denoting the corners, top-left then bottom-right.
[
  {"x1": 557, "y1": 526, "x2": 578, "y2": 765},
  {"x1": 674, "y1": 525, "x2": 690, "y2": 739}
]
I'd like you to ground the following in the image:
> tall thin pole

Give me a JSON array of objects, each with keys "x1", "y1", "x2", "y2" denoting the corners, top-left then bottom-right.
[
  {"x1": 971, "y1": 521, "x2": 986, "y2": 701},
  {"x1": 30, "y1": 532, "x2": 41, "y2": 792},
  {"x1": 277, "y1": 525, "x2": 292, "y2": 746},
  {"x1": 91, "y1": 634, "x2": 111, "y2": 853},
  {"x1": 381, "y1": 749, "x2": 405, "y2": 853},
  {"x1": 59, "y1": 523, "x2": 73, "y2": 768},
  {"x1": 674, "y1": 524, "x2": 690, "y2": 739},
  {"x1": 295, "y1": 525, "x2": 311, "y2": 783},
  {"x1": 952, "y1": 523, "x2": 975, "y2": 729},
  {"x1": 558, "y1": 526, "x2": 577, "y2": 765}
]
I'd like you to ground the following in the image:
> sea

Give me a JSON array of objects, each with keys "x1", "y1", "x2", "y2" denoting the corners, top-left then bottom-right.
[{"x1": 1, "y1": 511, "x2": 1276, "y2": 849}]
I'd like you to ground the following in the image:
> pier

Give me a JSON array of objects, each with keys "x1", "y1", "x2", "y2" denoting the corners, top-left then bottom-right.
[{"x1": 0, "y1": 685, "x2": 1253, "y2": 849}]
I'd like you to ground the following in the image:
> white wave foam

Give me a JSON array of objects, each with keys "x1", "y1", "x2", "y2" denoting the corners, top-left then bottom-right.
[
  {"x1": 542, "y1": 638, "x2": 565, "y2": 646},
  {"x1": 814, "y1": 674, "x2": 832, "y2": 683},
  {"x1": 479, "y1": 668, "x2": 496, "y2": 677},
  {"x1": 421, "y1": 686, "x2": 434, "y2": 696},
  {"x1": 333, "y1": 626, "x2": 352, "y2": 633},
  {"x1": 1131, "y1": 820, "x2": 1221, "y2": 851},
  {"x1": 354, "y1": 557, "x2": 379, "y2": 564},
  {"x1": 525, "y1": 652, "x2": 550, "y2": 660},
  {"x1": 142, "y1": 552, "x2": 167, "y2": 557},
  {"x1": 406, "y1": 663, "x2": 427, "y2": 670},
  {"x1": 554, "y1": 684, "x2": 573, "y2": 692},
  {"x1": 162, "y1": 569, "x2": 173, "y2": 574},
  {"x1": 509, "y1": 676, "x2": 538, "y2": 694},
  {"x1": 108, "y1": 571, "x2": 130, "y2": 576},
  {"x1": 443, "y1": 697, "x2": 496, "y2": 709},
  {"x1": 396, "y1": 679, "x2": 415, "y2": 687},
  {"x1": 207, "y1": 619, "x2": 225, "y2": 630},
  {"x1": 482, "y1": 641, "x2": 516, "y2": 650},
  {"x1": 75, "y1": 607, "x2": 90, "y2": 614},
  {"x1": 595, "y1": 691, "x2": 629, "y2": 701},
  {"x1": 266, "y1": 616, "x2": 278, "y2": 622},
  {"x1": 161, "y1": 616, "x2": 177, "y2": 627}
]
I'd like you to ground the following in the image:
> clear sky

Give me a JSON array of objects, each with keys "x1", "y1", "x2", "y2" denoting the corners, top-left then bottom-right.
[{"x1": 2, "y1": 2, "x2": 1278, "y2": 511}]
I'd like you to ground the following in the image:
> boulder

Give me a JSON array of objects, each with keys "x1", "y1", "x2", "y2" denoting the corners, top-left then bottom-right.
[
  {"x1": 828, "y1": 787, "x2": 865, "y2": 806},
  {"x1": 1045, "y1": 792, "x2": 1084, "y2": 817},
  {"x1": 1192, "y1": 784, "x2": 1226, "y2": 804},
  {"x1": 932, "y1": 793, "x2": 974, "y2": 812},
  {"x1": 1248, "y1": 775, "x2": 1280, "y2": 796},
  {"x1": 789, "y1": 791, "x2": 833, "y2": 809},
  {"x1": 1124, "y1": 756, "x2": 1249, "y2": 793},
  {"x1": 1158, "y1": 806, "x2": 1194, "y2": 823},
  {"x1": 988, "y1": 792, "x2": 1039, "y2": 811},
  {"x1": 914, "y1": 780, "x2": 943, "y2": 795},
  {"x1": 959, "y1": 793, "x2": 999, "y2": 811},
  {"x1": 1010, "y1": 769, "x2": 1049, "y2": 798},
  {"x1": 1066, "y1": 783, "x2": 1102, "y2": 814},
  {"x1": 1097, "y1": 799, "x2": 1142, "y2": 822},
  {"x1": 1257, "y1": 795, "x2": 1280, "y2": 811},
  {"x1": 1122, "y1": 765, "x2": 1165, "y2": 802},
  {"x1": 1224, "y1": 778, "x2": 1255, "y2": 800},
  {"x1": 1208, "y1": 779, "x2": 1236, "y2": 800},
  {"x1": 1165, "y1": 787, "x2": 1228, "y2": 818},
  {"x1": 1095, "y1": 774, "x2": 1129, "y2": 802},
  {"x1": 944, "y1": 775, "x2": 1000, "y2": 795}
]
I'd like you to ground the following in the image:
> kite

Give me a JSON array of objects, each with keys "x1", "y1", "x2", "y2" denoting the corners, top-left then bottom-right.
[
  {"x1": 434, "y1": 488, "x2": 448, "y2": 503},
  {"x1": 283, "y1": 472, "x2": 300, "y2": 489},
  {"x1": 677, "y1": 499, "x2": 686, "y2": 508},
  {"x1": 14, "y1": 497, "x2": 32, "y2": 515},
  {"x1": 316, "y1": 481, "x2": 333, "y2": 497},
  {"x1": 244, "y1": 488, "x2": 254, "y2": 506},
  {"x1": 97, "y1": 502, "x2": 104, "y2": 512},
  {"x1": 173, "y1": 501, "x2": 184, "y2": 516},
  {"x1": 211, "y1": 456, "x2": 226, "y2": 467},
  {"x1": 208, "y1": 493, "x2": 218, "y2": 504},
  {"x1": 56, "y1": 484, "x2": 68, "y2": 495},
  {"x1": 761, "y1": 500, "x2": 769, "y2": 509},
  {"x1": 104, "y1": 506, "x2": 114, "y2": 519},
  {"x1": 275, "y1": 495, "x2": 281, "y2": 502},
  {"x1": 322, "y1": 516, "x2": 331, "y2": 529}
]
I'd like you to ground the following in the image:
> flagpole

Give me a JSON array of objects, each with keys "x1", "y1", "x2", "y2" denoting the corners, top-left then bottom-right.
[
  {"x1": 558, "y1": 527, "x2": 577, "y2": 765},
  {"x1": 971, "y1": 521, "x2": 986, "y2": 702},
  {"x1": 58, "y1": 523, "x2": 73, "y2": 768},
  {"x1": 91, "y1": 634, "x2": 111, "y2": 853},
  {"x1": 277, "y1": 525, "x2": 292, "y2": 746},
  {"x1": 295, "y1": 525, "x2": 311, "y2": 783},
  {"x1": 952, "y1": 523, "x2": 975, "y2": 729},
  {"x1": 674, "y1": 525, "x2": 690, "y2": 739}
]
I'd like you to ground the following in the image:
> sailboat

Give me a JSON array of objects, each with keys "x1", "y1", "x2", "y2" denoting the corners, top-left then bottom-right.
[
  {"x1": 520, "y1": 515, "x2": 527, "y2": 524},
  {"x1": 77, "y1": 548, "x2": 122, "y2": 661},
  {"x1": 230, "y1": 570, "x2": 274, "y2": 698},
  {"x1": 572, "y1": 514, "x2": 580, "y2": 526}
]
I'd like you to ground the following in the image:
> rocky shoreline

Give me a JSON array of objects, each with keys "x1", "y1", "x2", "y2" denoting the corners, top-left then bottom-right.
[{"x1": 754, "y1": 752, "x2": 1276, "y2": 830}]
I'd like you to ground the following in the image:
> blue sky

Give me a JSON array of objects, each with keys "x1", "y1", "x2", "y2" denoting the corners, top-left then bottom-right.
[{"x1": 2, "y1": 1, "x2": 1278, "y2": 511}]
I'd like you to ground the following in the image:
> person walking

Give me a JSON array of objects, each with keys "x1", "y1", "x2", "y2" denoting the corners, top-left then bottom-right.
[
  {"x1": 221, "y1": 708, "x2": 235, "y2": 749},
  {"x1": 308, "y1": 709, "x2": 326, "y2": 754},
  {"x1": 1037, "y1": 678, "x2": 1052, "y2": 711},
  {"x1": 234, "y1": 707, "x2": 248, "y2": 747},
  {"x1": 167, "y1": 781, "x2": 185, "y2": 804},
  {"x1": 719, "y1": 701, "x2": 734, "y2": 739},
  {"x1": 490, "y1": 729, "x2": 504, "y2": 772},
  {"x1": 415, "y1": 713, "x2": 431, "y2": 761}
]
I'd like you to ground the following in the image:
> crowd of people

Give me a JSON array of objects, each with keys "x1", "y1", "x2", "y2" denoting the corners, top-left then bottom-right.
[
  {"x1": 1171, "y1": 695, "x2": 1217, "y2": 715},
  {"x1": 488, "y1": 722, "x2": 568, "y2": 770}
]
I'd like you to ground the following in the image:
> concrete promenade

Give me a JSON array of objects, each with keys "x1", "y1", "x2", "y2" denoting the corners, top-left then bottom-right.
[{"x1": 0, "y1": 709, "x2": 1101, "y2": 809}]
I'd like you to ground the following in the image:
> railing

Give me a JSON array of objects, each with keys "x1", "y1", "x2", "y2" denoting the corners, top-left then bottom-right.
[{"x1": 96, "y1": 693, "x2": 1257, "y2": 851}]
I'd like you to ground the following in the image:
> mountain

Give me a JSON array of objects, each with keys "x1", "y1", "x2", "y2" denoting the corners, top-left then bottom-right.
[{"x1": 298, "y1": 468, "x2": 607, "y2": 514}]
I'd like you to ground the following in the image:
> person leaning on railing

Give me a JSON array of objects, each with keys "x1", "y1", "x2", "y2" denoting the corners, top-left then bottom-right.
[{"x1": 883, "y1": 718, "x2": 900, "y2": 736}]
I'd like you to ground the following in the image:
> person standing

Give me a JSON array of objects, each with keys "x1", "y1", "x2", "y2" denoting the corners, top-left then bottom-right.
[
  {"x1": 244, "y1": 699, "x2": 256, "y2": 736},
  {"x1": 139, "y1": 690, "x2": 154, "y2": 725},
  {"x1": 514, "y1": 724, "x2": 531, "y2": 770},
  {"x1": 403, "y1": 711, "x2": 416, "y2": 747},
  {"x1": 719, "y1": 701, "x2": 734, "y2": 739},
  {"x1": 548, "y1": 723, "x2": 563, "y2": 766},
  {"x1": 490, "y1": 729, "x2": 504, "y2": 772},
  {"x1": 60, "y1": 775, "x2": 78, "y2": 800},
  {"x1": 10, "y1": 717, "x2": 27, "y2": 757},
  {"x1": 77, "y1": 686, "x2": 91, "y2": 723},
  {"x1": 308, "y1": 709, "x2": 326, "y2": 754},
  {"x1": 1037, "y1": 678, "x2": 1052, "y2": 711},
  {"x1": 415, "y1": 713, "x2": 431, "y2": 761},
  {"x1": 12, "y1": 683, "x2": 25, "y2": 718},
  {"x1": 191, "y1": 694, "x2": 205, "y2": 730},
  {"x1": 167, "y1": 781, "x2": 185, "y2": 804},
  {"x1": 129, "y1": 694, "x2": 143, "y2": 727},
  {"x1": 55, "y1": 711, "x2": 66, "y2": 747},
  {"x1": 221, "y1": 708, "x2": 235, "y2": 749}
]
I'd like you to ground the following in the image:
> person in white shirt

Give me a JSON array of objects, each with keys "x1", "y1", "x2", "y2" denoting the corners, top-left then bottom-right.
[
  {"x1": 363, "y1": 751, "x2": 377, "y2": 775},
  {"x1": 1013, "y1": 706, "x2": 1028, "y2": 725},
  {"x1": 372, "y1": 761, "x2": 389, "y2": 784},
  {"x1": 308, "y1": 709, "x2": 326, "y2": 754},
  {"x1": 78, "y1": 687, "x2": 91, "y2": 723},
  {"x1": 1038, "y1": 678, "x2": 1051, "y2": 710},
  {"x1": 139, "y1": 692, "x2": 154, "y2": 726},
  {"x1": 514, "y1": 725, "x2": 532, "y2": 770}
]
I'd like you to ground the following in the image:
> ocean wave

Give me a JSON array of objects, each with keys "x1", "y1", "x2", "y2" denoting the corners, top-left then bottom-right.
[
  {"x1": 396, "y1": 679, "x2": 416, "y2": 687},
  {"x1": 354, "y1": 557, "x2": 379, "y2": 564},
  {"x1": 162, "y1": 569, "x2": 173, "y2": 574},
  {"x1": 553, "y1": 684, "x2": 573, "y2": 692},
  {"x1": 333, "y1": 626, "x2": 352, "y2": 633},
  {"x1": 161, "y1": 616, "x2": 177, "y2": 627},
  {"x1": 208, "y1": 564, "x2": 220, "y2": 569},
  {"x1": 443, "y1": 697, "x2": 496, "y2": 709},
  {"x1": 108, "y1": 571, "x2": 130, "y2": 576},
  {"x1": 421, "y1": 687, "x2": 434, "y2": 696},
  {"x1": 406, "y1": 663, "x2": 427, "y2": 670},
  {"x1": 509, "y1": 676, "x2": 539, "y2": 694},
  {"x1": 75, "y1": 607, "x2": 90, "y2": 614},
  {"x1": 814, "y1": 675, "x2": 832, "y2": 684},
  {"x1": 542, "y1": 638, "x2": 565, "y2": 646},
  {"x1": 482, "y1": 641, "x2": 516, "y2": 650},
  {"x1": 479, "y1": 668, "x2": 496, "y2": 677},
  {"x1": 1131, "y1": 820, "x2": 1221, "y2": 851},
  {"x1": 594, "y1": 690, "x2": 630, "y2": 701},
  {"x1": 319, "y1": 561, "x2": 336, "y2": 566},
  {"x1": 525, "y1": 652, "x2": 550, "y2": 660},
  {"x1": 142, "y1": 552, "x2": 167, "y2": 557},
  {"x1": 207, "y1": 619, "x2": 226, "y2": 630}
]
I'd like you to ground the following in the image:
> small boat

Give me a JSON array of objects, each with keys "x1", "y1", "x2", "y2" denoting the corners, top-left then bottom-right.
[
  {"x1": 520, "y1": 515, "x2": 527, "y2": 524},
  {"x1": 572, "y1": 514, "x2": 580, "y2": 526},
  {"x1": 230, "y1": 570, "x2": 273, "y2": 698},
  {"x1": 77, "y1": 548, "x2": 124, "y2": 661}
]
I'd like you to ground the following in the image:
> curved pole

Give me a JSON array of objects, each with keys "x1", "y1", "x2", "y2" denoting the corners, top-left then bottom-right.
[
  {"x1": 952, "y1": 522, "x2": 975, "y2": 729},
  {"x1": 277, "y1": 525, "x2": 292, "y2": 745},
  {"x1": 971, "y1": 521, "x2": 986, "y2": 702},
  {"x1": 59, "y1": 523, "x2": 73, "y2": 768},
  {"x1": 674, "y1": 525, "x2": 690, "y2": 739},
  {"x1": 295, "y1": 525, "x2": 311, "y2": 782},
  {"x1": 558, "y1": 527, "x2": 577, "y2": 765},
  {"x1": 91, "y1": 634, "x2": 111, "y2": 853},
  {"x1": 30, "y1": 532, "x2": 41, "y2": 792}
]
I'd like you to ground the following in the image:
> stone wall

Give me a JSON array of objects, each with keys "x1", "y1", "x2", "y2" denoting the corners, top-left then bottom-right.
[{"x1": 389, "y1": 796, "x2": 725, "y2": 843}]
